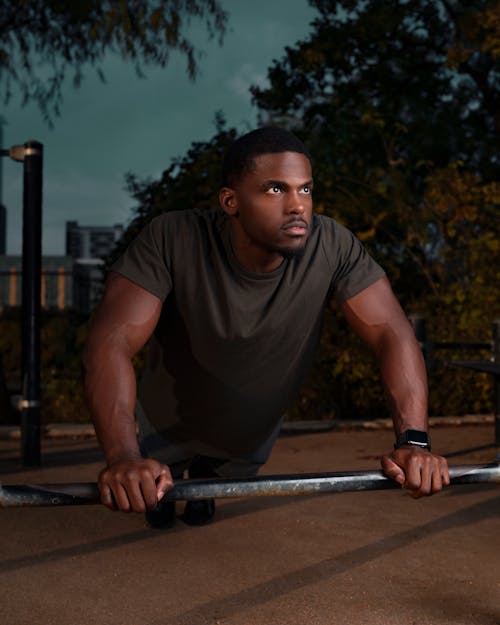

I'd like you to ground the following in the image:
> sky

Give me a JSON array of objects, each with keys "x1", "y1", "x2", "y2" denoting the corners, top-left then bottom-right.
[{"x1": 1, "y1": 1, "x2": 318, "y2": 256}]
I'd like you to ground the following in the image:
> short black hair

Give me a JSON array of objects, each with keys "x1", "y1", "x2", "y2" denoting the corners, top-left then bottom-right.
[{"x1": 222, "y1": 126, "x2": 311, "y2": 187}]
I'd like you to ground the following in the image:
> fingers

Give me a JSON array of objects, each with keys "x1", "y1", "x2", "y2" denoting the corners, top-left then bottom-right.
[
  {"x1": 381, "y1": 447, "x2": 449, "y2": 498},
  {"x1": 99, "y1": 481, "x2": 117, "y2": 511},
  {"x1": 98, "y1": 459, "x2": 174, "y2": 513},
  {"x1": 380, "y1": 455, "x2": 405, "y2": 486},
  {"x1": 140, "y1": 472, "x2": 160, "y2": 510},
  {"x1": 156, "y1": 467, "x2": 174, "y2": 501}
]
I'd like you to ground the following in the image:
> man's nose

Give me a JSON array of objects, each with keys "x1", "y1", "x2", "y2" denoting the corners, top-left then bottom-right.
[{"x1": 286, "y1": 192, "x2": 305, "y2": 214}]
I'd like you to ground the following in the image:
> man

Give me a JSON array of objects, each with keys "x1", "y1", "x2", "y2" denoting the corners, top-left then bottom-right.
[{"x1": 83, "y1": 127, "x2": 449, "y2": 528}]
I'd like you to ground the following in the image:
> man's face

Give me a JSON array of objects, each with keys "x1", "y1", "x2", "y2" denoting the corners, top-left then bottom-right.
[{"x1": 220, "y1": 151, "x2": 314, "y2": 264}]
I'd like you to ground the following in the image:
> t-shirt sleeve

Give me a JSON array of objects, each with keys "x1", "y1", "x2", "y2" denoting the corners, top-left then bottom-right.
[
  {"x1": 326, "y1": 220, "x2": 386, "y2": 303},
  {"x1": 110, "y1": 216, "x2": 172, "y2": 302}
]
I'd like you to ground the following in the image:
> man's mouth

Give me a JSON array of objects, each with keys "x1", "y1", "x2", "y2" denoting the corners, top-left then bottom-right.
[{"x1": 281, "y1": 219, "x2": 308, "y2": 236}]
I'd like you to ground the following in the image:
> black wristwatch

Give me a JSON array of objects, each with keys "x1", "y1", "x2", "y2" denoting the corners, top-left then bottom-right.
[{"x1": 395, "y1": 429, "x2": 431, "y2": 451}]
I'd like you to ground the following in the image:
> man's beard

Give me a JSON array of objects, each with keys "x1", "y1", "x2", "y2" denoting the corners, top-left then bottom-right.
[{"x1": 277, "y1": 245, "x2": 307, "y2": 261}]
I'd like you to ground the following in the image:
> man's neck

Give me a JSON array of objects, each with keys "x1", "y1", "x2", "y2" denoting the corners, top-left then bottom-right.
[{"x1": 228, "y1": 223, "x2": 284, "y2": 274}]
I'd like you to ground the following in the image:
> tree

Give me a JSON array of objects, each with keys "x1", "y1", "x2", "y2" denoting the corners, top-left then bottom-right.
[
  {"x1": 105, "y1": 1, "x2": 499, "y2": 420},
  {"x1": 0, "y1": 0, "x2": 227, "y2": 123},
  {"x1": 0, "y1": 308, "x2": 91, "y2": 425},
  {"x1": 253, "y1": 0, "x2": 498, "y2": 167},
  {"x1": 106, "y1": 112, "x2": 237, "y2": 269},
  {"x1": 410, "y1": 164, "x2": 500, "y2": 415},
  {"x1": 250, "y1": 0, "x2": 500, "y2": 418},
  {"x1": 251, "y1": 0, "x2": 499, "y2": 300}
]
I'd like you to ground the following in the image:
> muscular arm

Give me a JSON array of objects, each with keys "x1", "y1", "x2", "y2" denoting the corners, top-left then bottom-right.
[
  {"x1": 83, "y1": 271, "x2": 173, "y2": 512},
  {"x1": 341, "y1": 277, "x2": 449, "y2": 497}
]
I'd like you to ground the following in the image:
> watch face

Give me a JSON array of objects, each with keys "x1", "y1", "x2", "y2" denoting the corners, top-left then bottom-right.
[
  {"x1": 397, "y1": 429, "x2": 431, "y2": 449},
  {"x1": 407, "y1": 430, "x2": 429, "y2": 446}
]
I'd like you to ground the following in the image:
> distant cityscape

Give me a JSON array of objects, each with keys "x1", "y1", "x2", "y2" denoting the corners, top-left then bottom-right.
[
  {"x1": 0, "y1": 215, "x2": 123, "y2": 314},
  {"x1": 0, "y1": 123, "x2": 126, "y2": 315}
]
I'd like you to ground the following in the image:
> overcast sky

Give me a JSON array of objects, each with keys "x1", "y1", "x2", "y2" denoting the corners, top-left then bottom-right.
[{"x1": 1, "y1": 1, "x2": 317, "y2": 255}]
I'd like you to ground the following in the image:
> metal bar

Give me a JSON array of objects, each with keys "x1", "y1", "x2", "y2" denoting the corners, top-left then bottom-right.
[
  {"x1": 0, "y1": 463, "x2": 498, "y2": 508},
  {"x1": 20, "y1": 141, "x2": 43, "y2": 467},
  {"x1": 0, "y1": 483, "x2": 99, "y2": 507},
  {"x1": 493, "y1": 319, "x2": 500, "y2": 450},
  {"x1": 444, "y1": 361, "x2": 500, "y2": 376},
  {"x1": 430, "y1": 342, "x2": 491, "y2": 351}
]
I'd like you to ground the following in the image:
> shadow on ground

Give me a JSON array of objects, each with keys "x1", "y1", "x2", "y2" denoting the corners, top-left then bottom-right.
[{"x1": 159, "y1": 493, "x2": 500, "y2": 625}]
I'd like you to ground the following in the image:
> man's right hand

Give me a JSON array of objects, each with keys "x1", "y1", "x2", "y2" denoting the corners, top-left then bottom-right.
[{"x1": 98, "y1": 454, "x2": 174, "y2": 513}]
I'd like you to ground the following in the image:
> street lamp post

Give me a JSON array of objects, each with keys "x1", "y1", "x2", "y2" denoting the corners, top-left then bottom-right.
[{"x1": 1, "y1": 141, "x2": 43, "y2": 466}]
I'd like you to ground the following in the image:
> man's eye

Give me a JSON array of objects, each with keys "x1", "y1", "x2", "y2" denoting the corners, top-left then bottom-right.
[
  {"x1": 268, "y1": 185, "x2": 282, "y2": 194},
  {"x1": 302, "y1": 186, "x2": 311, "y2": 194}
]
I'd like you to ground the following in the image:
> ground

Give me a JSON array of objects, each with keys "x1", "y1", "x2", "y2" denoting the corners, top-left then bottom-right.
[{"x1": 0, "y1": 424, "x2": 498, "y2": 625}]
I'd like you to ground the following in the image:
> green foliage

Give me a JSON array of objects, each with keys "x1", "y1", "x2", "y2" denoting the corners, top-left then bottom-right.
[
  {"x1": 253, "y1": 0, "x2": 498, "y2": 174},
  {"x1": 252, "y1": 0, "x2": 498, "y2": 301},
  {"x1": 0, "y1": 0, "x2": 227, "y2": 123},
  {"x1": 105, "y1": 113, "x2": 238, "y2": 269},
  {"x1": 405, "y1": 166, "x2": 499, "y2": 415},
  {"x1": 249, "y1": 0, "x2": 500, "y2": 419},
  {"x1": 0, "y1": 308, "x2": 91, "y2": 424},
  {"x1": 11, "y1": 1, "x2": 496, "y2": 423},
  {"x1": 0, "y1": 307, "x2": 153, "y2": 424},
  {"x1": 40, "y1": 310, "x2": 90, "y2": 423},
  {"x1": 287, "y1": 164, "x2": 499, "y2": 421}
]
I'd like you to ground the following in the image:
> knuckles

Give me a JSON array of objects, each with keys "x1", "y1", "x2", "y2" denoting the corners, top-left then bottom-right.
[
  {"x1": 390, "y1": 448, "x2": 449, "y2": 498},
  {"x1": 100, "y1": 460, "x2": 158, "y2": 485},
  {"x1": 97, "y1": 458, "x2": 166, "y2": 513}
]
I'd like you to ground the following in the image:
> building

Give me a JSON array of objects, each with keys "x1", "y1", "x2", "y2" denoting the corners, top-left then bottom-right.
[
  {"x1": 0, "y1": 255, "x2": 106, "y2": 314},
  {"x1": 66, "y1": 221, "x2": 123, "y2": 260},
  {"x1": 64, "y1": 221, "x2": 123, "y2": 313},
  {"x1": 72, "y1": 258, "x2": 104, "y2": 314},
  {"x1": 0, "y1": 221, "x2": 123, "y2": 314},
  {"x1": 0, "y1": 255, "x2": 73, "y2": 310}
]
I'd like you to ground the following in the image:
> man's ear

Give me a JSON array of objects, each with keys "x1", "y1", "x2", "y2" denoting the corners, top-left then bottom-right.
[{"x1": 219, "y1": 187, "x2": 239, "y2": 217}]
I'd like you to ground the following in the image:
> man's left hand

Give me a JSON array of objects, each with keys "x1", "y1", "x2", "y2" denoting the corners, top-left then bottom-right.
[{"x1": 381, "y1": 447, "x2": 450, "y2": 498}]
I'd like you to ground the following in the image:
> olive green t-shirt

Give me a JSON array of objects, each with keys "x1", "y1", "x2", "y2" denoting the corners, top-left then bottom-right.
[{"x1": 111, "y1": 208, "x2": 385, "y2": 456}]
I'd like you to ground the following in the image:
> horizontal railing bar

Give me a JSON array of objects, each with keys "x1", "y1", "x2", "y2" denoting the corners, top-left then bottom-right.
[{"x1": 0, "y1": 463, "x2": 498, "y2": 508}]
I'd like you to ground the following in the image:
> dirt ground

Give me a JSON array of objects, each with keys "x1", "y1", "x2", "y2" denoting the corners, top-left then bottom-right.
[{"x1": 0, "y1": 424, "x2": 499, "y2": 625}]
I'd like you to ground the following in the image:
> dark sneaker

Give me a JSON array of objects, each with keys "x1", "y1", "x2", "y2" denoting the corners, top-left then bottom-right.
[
  {"x1": 145, "y1": 499, "x2": 176, "y2": 529},
  {"x1": 182, "y1": 498, "x2": 216, "y2": 526},
  {"x1": 181, "y1": 455, "x2": 220, "y2": 525}
]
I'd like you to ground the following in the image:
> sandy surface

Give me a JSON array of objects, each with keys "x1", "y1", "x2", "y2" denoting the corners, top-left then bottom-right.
[{"x1": 1, "y1": 425, "x2": 499, "y2": 625}]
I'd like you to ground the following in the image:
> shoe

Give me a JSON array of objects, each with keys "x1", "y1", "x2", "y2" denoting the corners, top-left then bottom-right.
[
  {"x1": 181, "y1": 455, "x2": 219, "y2": 525},
  {"x1": 182, "y1": 498, "x2": 215, "y2": 526},
  {"x1": 145, "y1": 498, "x2": 176, "y2": 529}
]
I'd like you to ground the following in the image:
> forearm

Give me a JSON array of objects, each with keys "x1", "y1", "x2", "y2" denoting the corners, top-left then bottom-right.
[
  {"x1": 83, "y1": 341, "x2": 141, "y2": 464},
  {"x1": 341, "y1": 278, "x2": 447, "y2": 496},
  {"x1": 377, "y1": 332, "x2": 450, "y2": 497},
  {"x1": 375, "y1": 324, "x2": 428, "y2": 435},
  {"x1": 81, "y1": 274, "x2": 170, "y2": 512}
]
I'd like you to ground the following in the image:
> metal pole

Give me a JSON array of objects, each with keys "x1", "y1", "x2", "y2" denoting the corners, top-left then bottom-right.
[
  {"x1": 493, "y1": 319, "x2": 500, "y2": 452},
  {"x1": 0, "y1": 463, "x2": 498, "y2": 507},
  {"x1": 20, "y1": 141, "x2": 43, "y2": 466}
]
